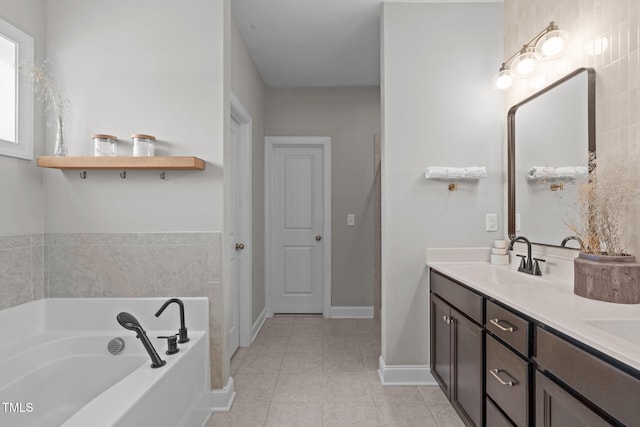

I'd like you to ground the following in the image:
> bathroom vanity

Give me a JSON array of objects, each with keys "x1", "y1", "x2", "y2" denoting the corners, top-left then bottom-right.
[{"x1": 428, "y1": 258, "x2": 640, "y2": 427}]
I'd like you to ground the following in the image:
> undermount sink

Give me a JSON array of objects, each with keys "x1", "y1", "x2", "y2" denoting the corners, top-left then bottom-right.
[
  {"x1": 584, "y1": 319, "x2": 640, "y2": 346},
  {"x1": 441, "y1": 263, "x2": 552, "y2": 287}
]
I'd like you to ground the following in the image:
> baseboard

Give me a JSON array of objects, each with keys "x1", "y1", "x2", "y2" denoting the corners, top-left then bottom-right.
[
  {"x1": 330, "y1": 306, "x2": 374, "y2": 318},
  {"x1": 377, "y1": 355, "x2": 437, "y2": 386},
  {"x1": 210, "y1": 377, "x2": 236, "y2": 412},
  {"x1": 251, "y1": 307, "x2": 267, "y2": 343}
]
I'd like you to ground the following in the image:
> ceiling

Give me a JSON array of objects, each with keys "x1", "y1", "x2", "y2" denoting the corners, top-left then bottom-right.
[{"x1": 231, "y1": 0, "x2": 502, "y2": 87}]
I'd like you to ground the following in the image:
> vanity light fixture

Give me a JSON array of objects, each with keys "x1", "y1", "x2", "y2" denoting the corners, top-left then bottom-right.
[{"x1": 493, "y1": 21, "x2": 569, "y2": 90}]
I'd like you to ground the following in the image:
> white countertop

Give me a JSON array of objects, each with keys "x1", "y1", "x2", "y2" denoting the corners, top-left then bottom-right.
[{"x1": 427, "y1": 248, "x2": 640, "y2": 373}]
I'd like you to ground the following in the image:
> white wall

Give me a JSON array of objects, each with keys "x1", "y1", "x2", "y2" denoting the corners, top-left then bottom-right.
[
  {"x1": 230, "y1": 18, "x2": 267, "y2": 324},
  {"x1": 380, "y1": 2, "x2": 503, "y2": 365},
  {"x1": 0, "y1": 0, "x2": 45, "y2": 235},
  {"x1": 265, "y1": 86, "x2": 380, "y2": 308},
  {"x1": 43, "y1": 0, "x2": 226, "y2": 233}
]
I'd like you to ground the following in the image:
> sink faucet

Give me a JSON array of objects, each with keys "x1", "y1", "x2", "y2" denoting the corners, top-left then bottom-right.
[
  {"x1": 155, "y1": 298, "x2": 189, "y2": 343},
  {"x1": 561, "y1": 235, "x2": 583, "y2": 248},
  {"x1": 116, "y1": 312, "x2": 166, "y2": 368},
  {"x1": 508, "y1": 236, "x2": 545, "y2": 276}
]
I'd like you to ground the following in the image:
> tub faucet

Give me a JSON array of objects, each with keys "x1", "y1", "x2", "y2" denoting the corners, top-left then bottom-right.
[
  {"x1": 155, "y1": 298, "x2": 189, "y2": 343},
  {"x1": 508, "y1": 236, "x2": 545, "y2": 276},
  {"x1": 116, "y1": 312, "x2": 166, "y2": 368}
]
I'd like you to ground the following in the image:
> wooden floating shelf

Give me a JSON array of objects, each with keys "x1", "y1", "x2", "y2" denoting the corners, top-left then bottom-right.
[{"x1": 36, "y1": 156, "x2": 205, "y2": 171}]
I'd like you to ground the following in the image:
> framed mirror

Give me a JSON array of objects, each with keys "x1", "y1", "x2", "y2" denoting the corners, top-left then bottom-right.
[{"x1": 507, "y1": 67, "x2": 595, "y2": 248}]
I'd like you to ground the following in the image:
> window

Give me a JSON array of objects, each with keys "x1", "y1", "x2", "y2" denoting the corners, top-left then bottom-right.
[
  {"x1": 0, "y1": 17, "x2": 33, "y2": 160},
  {"x1": 0, "y1": 34, "x2": 17, "y2": 143}
]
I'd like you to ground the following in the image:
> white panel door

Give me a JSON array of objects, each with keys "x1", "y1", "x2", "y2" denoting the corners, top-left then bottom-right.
[
  {"x1": 227, "y1": 116, "x2": 241, "y2": 357},
  {"x1": 270, "y1": 144, "x2": 325, "y2": 313}
]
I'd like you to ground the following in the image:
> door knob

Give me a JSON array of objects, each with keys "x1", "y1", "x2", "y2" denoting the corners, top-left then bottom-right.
[
  {"x1": 315, "y1": 235, "x2": 322, "y2": 241},
  {"x1": 235, "y1": 243, "x2": 245, "y2": 251}
]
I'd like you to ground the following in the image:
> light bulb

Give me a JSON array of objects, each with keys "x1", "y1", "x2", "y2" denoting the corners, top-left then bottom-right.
[
  {"x1": 514, "y1": 51, "x2": 536, "y2": 76},
  {"x1": 541, "y1": 35, "x2": 565, "y2": 56},
  {"x1": 535, "y1": 29, "x2": 569, "y2": 59},
  {"x1": 493, "y1": 69, "x2": 513, "y2": 90}
]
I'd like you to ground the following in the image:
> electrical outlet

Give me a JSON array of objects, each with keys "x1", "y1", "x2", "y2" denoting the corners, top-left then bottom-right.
[
  {"x1": 515, "y1": 213, "x2": 521, "y2": 232},
  {"x1": 347, "y1": 214, "x2": 355, "y2": 226},
  {"x1": 486, "y1": 213, "x2": 498, "y2": 232}
]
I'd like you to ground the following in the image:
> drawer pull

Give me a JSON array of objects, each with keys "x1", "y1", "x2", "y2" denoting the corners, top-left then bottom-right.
[
  {"x1": 489, "y1": 368, "x2": 518, "y2": 387},
  {"x1": 490, "y1": 318, "x2": 516, "y2": 332}
]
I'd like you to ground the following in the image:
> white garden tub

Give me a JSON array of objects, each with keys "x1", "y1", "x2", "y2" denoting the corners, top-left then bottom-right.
[{"x1": 0, "y1": 298, "x2": 210, "y2": 427}]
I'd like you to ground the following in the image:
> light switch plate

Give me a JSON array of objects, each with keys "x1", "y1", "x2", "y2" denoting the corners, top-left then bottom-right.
[
  {"x1": 486, "y1": 213, "x2": 498, "y2": 232},
  {"x1": 347, "y1": 214, "x2": 355, "y2": 226}
]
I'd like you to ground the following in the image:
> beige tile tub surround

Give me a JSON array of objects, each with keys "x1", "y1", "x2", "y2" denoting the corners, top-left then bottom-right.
[
  {"x1": 505, "y1": 0, "x2": 640, "y2": 254},
  {"x1": 206, "y1": 316, "x2": 463, "y2": 427},
  {"x1": 0, "y1": 232, "x2": 224, "y2": 389},
  {"x1": 0, "y1": 234, "x2": 44, "y2": 310}
]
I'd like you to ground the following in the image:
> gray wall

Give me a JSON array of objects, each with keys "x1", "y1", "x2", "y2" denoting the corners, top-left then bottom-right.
[
  {"x1": 381, "y1": 2, "x2": 503, "y2": 365},
  {"x1": 40, "y1": 0, "x2": 228, "y2": 388},
  {"x1": 0, "y1": 0, "x2": 45, "y2": 235},
  {"x1": 43, "y1": 0, "x2": 225, "y2": 233},
  {"x1": 0, "y1": 0, "x2": 229, "y2": 390},
  {"x1": 265, "y1": 86, "x2": 380, "y2": 307},
  {"x1": 230, "y1": 19, "x2": 267, "y2": 324}
]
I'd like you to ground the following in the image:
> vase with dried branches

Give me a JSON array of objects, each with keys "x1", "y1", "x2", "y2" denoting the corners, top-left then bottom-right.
[
  {"x1": 20, "y1": 61, "x2": 70, "y2": 156},
  {"x1": 565, "y1": 153, "x2": 640, "y2": 303}
]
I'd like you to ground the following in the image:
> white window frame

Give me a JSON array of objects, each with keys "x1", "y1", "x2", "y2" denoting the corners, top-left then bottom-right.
[{"x1": 0, "y1": 17, "x2": 34, "y2": 160}]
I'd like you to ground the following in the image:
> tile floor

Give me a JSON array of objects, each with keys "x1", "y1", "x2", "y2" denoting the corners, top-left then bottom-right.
[{"x1": 205, "y1": 315, "x2": 464, "y2": 427}]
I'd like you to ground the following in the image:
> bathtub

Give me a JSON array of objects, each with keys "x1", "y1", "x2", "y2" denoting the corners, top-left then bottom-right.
[{"x1": 0, "y1": 298, "x2": 211, "y2": 427}]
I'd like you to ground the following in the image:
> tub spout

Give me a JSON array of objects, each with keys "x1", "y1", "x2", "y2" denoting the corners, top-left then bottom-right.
[
  {"x1": 116, "y1": 312, "x2": 166, "y2": 368},
  {"x1": 155, "y1": 298, "x2": 189, "y2": 343}
]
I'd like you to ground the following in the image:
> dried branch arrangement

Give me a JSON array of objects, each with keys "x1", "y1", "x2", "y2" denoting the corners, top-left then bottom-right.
[
  {"x1": 19, "y1": 60, "x2": 69, "y2": 127},
  {"x1": 565, "y1": 153, "x2": 633, "y2": 255}
]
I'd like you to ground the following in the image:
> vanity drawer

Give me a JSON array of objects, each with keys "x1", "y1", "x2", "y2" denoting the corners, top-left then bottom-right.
[
  {"x1": 430, "y1": 270, "x2": 483, "y2": 324},
  {"x1": 536, "y1": 327, "x2": 640, "y2": 426},
  {"x1": 486, "y1": 300, "x2": 530, "y2": 357},
  {"x1": 487, "y1": 397, "x2": 516, "y2": 427},
  {"x1": 487, "y1": 334, "x2": 530, "y2": 427}
]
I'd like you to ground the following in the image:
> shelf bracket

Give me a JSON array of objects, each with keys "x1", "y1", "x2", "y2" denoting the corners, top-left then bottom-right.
[
  {"x1": 120, "y1": 171, "x2": 127, "y2": 179},
  {"x1": 79, "y1": 171, "x2": 87, "y2": 179},
  {"x1": 160, "y1": 171, "x2": 166, "y2": 180}
]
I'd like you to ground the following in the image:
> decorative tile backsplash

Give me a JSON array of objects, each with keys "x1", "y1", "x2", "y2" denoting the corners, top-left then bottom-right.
[
  {"x1": 505, "y1": 0, "x2": 640, "y2": 255},
  {"x1": 0, "y1": 232, "x2": 224, "y2": 389}
]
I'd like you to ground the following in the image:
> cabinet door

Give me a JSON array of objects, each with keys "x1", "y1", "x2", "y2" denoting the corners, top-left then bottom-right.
[
  {"x1": 431, "y1": 294, "x2": 452, "y2": 398},
  {"x1": 451, "y1": 307, "x2": 484, "y2": 427},
  {"x1": 536, "y1": 372, "x2": 612, "y2": 427},
  {"x1": 488, "y1": 397, "x2": 516, "y2": 427}
]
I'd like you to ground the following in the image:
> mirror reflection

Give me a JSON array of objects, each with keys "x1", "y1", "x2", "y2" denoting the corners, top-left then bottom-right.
[{"x1": 508, "y1": 68, "x2": 595, "y2": 248}]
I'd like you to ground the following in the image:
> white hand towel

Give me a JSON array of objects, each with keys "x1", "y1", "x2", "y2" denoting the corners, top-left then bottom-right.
[
  {"x1": 447, "y1": 167, "x2": 467, "y2": 178},
  {"x1": 465, "y1": 166, "x2": 487, "y2": 178},
  {"x1": 425, "y1": 167, "x2": 448, "y2": 179},
  {"x1": 527, "y1": 166, "x2": 556, "y2": 180},
  {"x1": 555, "y1": 166, "x2": 588, "y2": 179}
]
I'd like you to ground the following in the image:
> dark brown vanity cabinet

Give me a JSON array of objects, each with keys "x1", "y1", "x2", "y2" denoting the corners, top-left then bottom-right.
[
  {"x1": 536, "y1": 327, "x2": 640, "y2": 426},
  {"x1": 429, "y1": 268, "x2": 640, "y2": 427},
  {"x1": 535, "y1": 371, "x2": 611, "y2": 427},
  {"x1": 485, "y1": 300, "x2": 532, "y2": 426},
  {"x1": 430, "y1": 271, "x2": 484, "y2": 427}
]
